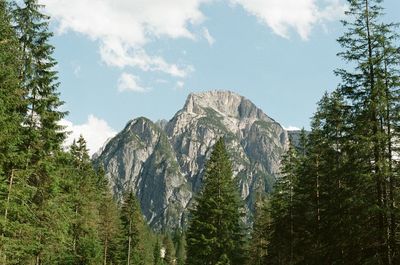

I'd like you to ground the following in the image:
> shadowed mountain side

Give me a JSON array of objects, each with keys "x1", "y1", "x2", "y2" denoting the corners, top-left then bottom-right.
[{"x1": 95, "y1": 90, "x2": 293, "y2": 230}]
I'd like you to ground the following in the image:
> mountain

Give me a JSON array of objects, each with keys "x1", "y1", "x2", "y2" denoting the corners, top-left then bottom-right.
[{"x1": 95, "y1": 90, "x2": 299, "y2": 230}]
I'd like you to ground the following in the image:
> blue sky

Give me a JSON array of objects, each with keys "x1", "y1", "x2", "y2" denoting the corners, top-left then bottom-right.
[{"x1": 38, "y1": 0, "x2": 400, "y2": 154}]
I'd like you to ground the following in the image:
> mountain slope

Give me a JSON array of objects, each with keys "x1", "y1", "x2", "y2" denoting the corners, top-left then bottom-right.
[{"x1": 95, "y1": 90, "x2": 294, "y2": 230}]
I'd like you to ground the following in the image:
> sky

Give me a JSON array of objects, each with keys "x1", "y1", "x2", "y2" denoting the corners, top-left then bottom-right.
[{"x1": 37, "y1": 0, "x2": 400, "y2": 155}]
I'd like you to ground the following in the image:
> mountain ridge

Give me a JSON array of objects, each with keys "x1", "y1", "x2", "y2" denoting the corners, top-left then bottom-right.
[{"x1": 95, "y1": 90, "x2": 300, "y2": 230}]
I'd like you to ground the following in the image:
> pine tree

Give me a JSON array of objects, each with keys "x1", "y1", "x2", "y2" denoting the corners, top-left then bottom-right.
[
  {"x1": 295, "y1": 93, "x2": 352, "y2": 264},
  {"x1": 120, "y1": 190, "x2": 147, "y2": 265},
  {"x1": 3, "y1": 1, "x2": 69, "y2": 263},
  {"x1": 163, "y1": 234, "x2": 176, "y2": 265},
  {"x1": 265, "y1": 1, "x2": 400, "y2": 263},
  {"x1": 186, "y1": 138, "x2": 246, "y2": 265},
  {"x1": 67, "y1": 136, "x2": 103, "y2": 264},
  {"x1": 247, "y1": 193, "x2": 270, "y2": 265},
  {"x1": 173, "y1": 230, "x2": 186, "y2": 265},
  {"x1": 96, "y1": 167, "x2": 122, "y2": 265},
  {"x1": 0, "y1": 1, "x2": 36, "y2": 263},
  {"x1": 154, "y1": 239, "x2": 163, "y2": 265},
  {"x1": 335, "y1": 0, "x2": 400, "y2": 263},
  {"x1": 267, "y1": 142, "x2": 300, "y2": 265},
  {"x1": 13, "y1": 0, "x2": 66, "y2": 158}
]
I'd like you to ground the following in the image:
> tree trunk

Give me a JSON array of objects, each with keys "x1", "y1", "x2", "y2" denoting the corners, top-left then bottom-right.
[
  {"x1": 127, "y1": 220, "x2": 132, "y2": 265},
  {"x1": 384, "y1": 50, "x2": 395, "y2": 264},
  {"x1": 3, "y1": 169, "x2": 15, "y2": 235},
  {"x1": 104, "y1": 237, "x2": 108, "y2": 265},
  {"x1": 364, "y1": 1, "x2": 388, "y2": 263}
]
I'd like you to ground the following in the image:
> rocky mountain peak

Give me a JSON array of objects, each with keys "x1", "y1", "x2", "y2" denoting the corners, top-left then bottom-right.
[
  {"x1": 182, "y1": 90, "x2": 271, "y2": 121},
  {"x1": 96, "y1": 90, "x2": 292, "y2": 230}
]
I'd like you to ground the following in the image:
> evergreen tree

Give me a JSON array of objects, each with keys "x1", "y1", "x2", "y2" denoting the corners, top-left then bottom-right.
[
  {"x1": 0, "y1": 1, "x2": 36, "y2": 263},
  {"x1": 120, "y1": 190, "x2": 147, "y2": 265},
  {"x1": 4, "y1": 0, "x2": 69, "y2": 263},
  {"x1": 267, "y1": 143, "x2": 300, "y2": 265},
  {"x1": 97, "y1": 167, "x2": 122, "y2": 265},
  {"x1": 265, "y1": 1, "x2": 400, "y2": 263},
  {"x1": 186, "y1": 138, "x2": 246, "y2": 265},
  {"x1": 67, "y1": 136, "x2": 103, "y2": 264},
  {"x1": 163, "y1": 234, "x2": 176, "y2": 265},
  {"x1": 173, "y1": 230, "x2": 186, "y2": 265},
  {"x1": 154, "y1": 239, "x2": 163, "y2": 265},
  {"x1": 0, "y1": 1, "x2": 157, "y2": 264},
  {"x1": 335, "y1": 0, "x2": 400, "y2": 263},
  {"x1": 13, "y1": 0, "x2": 66, "y2": 157},
  {"x1": 247, "y1": 193, "x2": 270, "y2": 265}
]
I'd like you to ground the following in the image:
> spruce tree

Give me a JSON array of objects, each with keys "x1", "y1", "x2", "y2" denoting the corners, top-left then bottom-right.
[
  {"x1": 247, "y1": 193, "x2": 270, "y2": 265},
  {"x1": 186, "y1": 138, "x2": 246, "y2": 265},
  {"x1": 335, "y1": 0, "x2": 400, "y2": 263},
  {"x1": 163, "y1": 234, "x2": 176, "y2": 265},
  {"x1": 0, "y1": 1, "x2": 36, "y2": 263},
  {"x1": 173, "y1": 230, "x2": 186, "y2": 265},
  {"x1": 97, "y1": 167, "x2": 122, "y2": 265},
  {"x1": 154, "y1": 239, "x2": 163, "y2": 265},
  {"x1": 5, "y1": 1, "x2": 68, "y2": 263},
  {"x1": 61, "y1": 136, "x2": 102, "y2": 264},
  {"x1": 267, "y1": 143, "x2": 300, "y2": 265},
  {"x1": 13, "y1": 0, "x2": 66, "y2": 157},
  {"x1": 120, "y1": 190, "x2": 147, "y2": 265}
]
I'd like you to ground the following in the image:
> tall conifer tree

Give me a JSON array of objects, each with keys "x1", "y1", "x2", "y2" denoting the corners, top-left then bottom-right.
[
  {"x1": 186, "y1": 138, "x2": 246, "y2": 265},
  {"x1": 0, "y1": 1, "x2": 34, "y2": 263},
  {"x1": 335, "y1": 0, "x2": 400, "y2": 263}
]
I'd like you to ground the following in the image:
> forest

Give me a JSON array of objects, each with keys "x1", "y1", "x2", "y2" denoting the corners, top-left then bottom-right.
[{"x1": 0, "y1": 0, "x2": 400, "y2": 264}]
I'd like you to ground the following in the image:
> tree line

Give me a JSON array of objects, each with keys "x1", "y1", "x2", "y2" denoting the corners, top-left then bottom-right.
[
  {"x1": 0, "y1": 1, "x2": 185, "y2": 264},
  {"x1": 249, "y1": 0, "x2": 400, "y2": 264}
]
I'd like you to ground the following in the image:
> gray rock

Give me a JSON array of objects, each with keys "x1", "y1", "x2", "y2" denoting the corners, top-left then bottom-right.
[{"x1": 95, "y1": 90, "x2": 293, "y2": 230}]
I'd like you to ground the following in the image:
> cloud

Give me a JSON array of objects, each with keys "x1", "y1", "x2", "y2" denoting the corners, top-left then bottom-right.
[
  {"x1": 38, "y1": 0, "x2": 345, "y2": 90},
  {"x1": 61, "y1": 115, "x2": 117, "y2": 156},
  {"x1": 118, "y1": 73, "x2": 149, "y2": 93},
  {"x1": 231, "y1": 0, "x2": 345, "y2": 40},
  {"x1": 100, "y1": 47, "x2": 193, "y2": 78},
  {"x1": 39, "y1": 0, "x2": 206, "y2": 77},
  {"x1": 284, "y1": 125, "x2": 301, "y2": 131},
  {"x1": 202, "y1": 27, "x2": 215, "y2": 45}
]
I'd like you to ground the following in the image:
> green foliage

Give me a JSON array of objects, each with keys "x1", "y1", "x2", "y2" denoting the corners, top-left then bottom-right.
[
  {"x1": 173, "y1": 230, "x2": 187, "y2": 265},
  {"x1": 119, "y1": 190, "x2": 156, "y2": 265},
  {"x1": 0, "y1": 1, "x2": 161, "y2": 264},
  {"x1": 186, "y1": 138, "x2": 247, "y2": 265},
  {"x1": 264, "y1": 1, "x2": 400, "y2": 264},
  {"x1": 247, "y1": 193, "x2": 270, "y2": 265},
  {"x1": 267, "y1": 143, "x2": 301, "y2": 265},
  {"x1": 13, "y1": 0, "x2": 67, "y2": 158},
  {"x1": 163, "y1": 234, "x2": 176, "y2": 265}
]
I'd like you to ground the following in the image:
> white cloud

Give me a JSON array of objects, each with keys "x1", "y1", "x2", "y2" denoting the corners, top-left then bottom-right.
[
  {"x1": 100, "y1": 47, "x2": 193, "y2": 78},
  {"x1": 38, "y1": 0, "x2": 345, "y2": 89},
  {"x1": 284, "y1": 125, "x2": 301, "y2": 131},
  {"x1": 202, "y1": 27, "x2": 215, "y2": 46},
  {"x1": 39, "y1": 0, "x2": 206, "y2": 77},
  {"x1": 231, "y1": 0, "x2": 345, "y2": 40},
  {"x1": 118, "y1": 73, "x2": 149, "y2": 93},
  {"x1": 61, "y1": 115, "x2": 117, "y2": 156}
]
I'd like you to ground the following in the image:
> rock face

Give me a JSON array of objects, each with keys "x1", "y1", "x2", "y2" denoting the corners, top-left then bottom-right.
[{"x1": 95, "y1": 90, "x2": 293, "y2": 230}]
